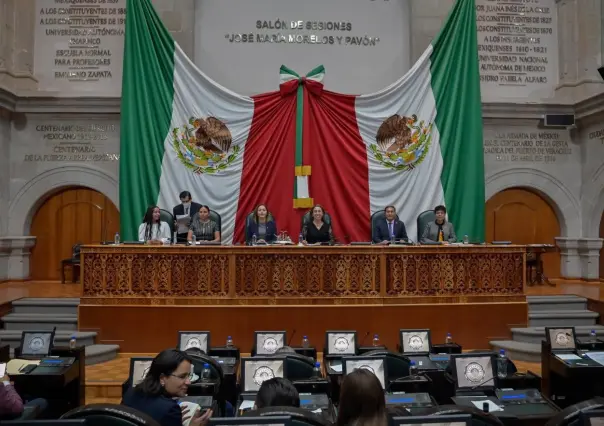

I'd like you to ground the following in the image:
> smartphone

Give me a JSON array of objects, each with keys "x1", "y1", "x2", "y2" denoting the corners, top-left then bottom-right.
[{"x1": 0, "y1": 363, "x2": 6, "y2": 377}]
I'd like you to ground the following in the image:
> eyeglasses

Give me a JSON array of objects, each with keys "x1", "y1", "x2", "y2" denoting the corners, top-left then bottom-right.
[{"x1": 170, "y1": 373, "x2": 191, "y2": 380}]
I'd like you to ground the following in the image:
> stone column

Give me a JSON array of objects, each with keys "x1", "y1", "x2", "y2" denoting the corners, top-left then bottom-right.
[
  {"x1": 0, "y1": 237, "x2": 36, "y2": 281},
  {"x1": 555, "y1": 237, "x2": 581, "y2": 278},
  {"x1": 578, "y1": 238, "x2": 604, "y2": 280}
]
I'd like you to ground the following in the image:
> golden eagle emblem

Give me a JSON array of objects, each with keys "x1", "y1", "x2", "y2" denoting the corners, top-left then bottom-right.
[
  {"x1": 370, "y1": 114, "x2": 433, "y2": 171},
  {"x1": 172, "y1": 116, "x2": 240, "y2": 175}
]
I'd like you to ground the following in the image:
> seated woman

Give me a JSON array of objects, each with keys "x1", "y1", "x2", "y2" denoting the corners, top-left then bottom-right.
[
  {"x1": 254, "y1": 377, "x2": 300, "y2": 409},
  {"x1": 138, "y1": 206, "x2": 172, "y2": 245},
  {"x1": 188, "y1": 205, "x2": 220, "y2": 244},
  {"x1": 122, "y1": 349, "x2": 213, "y2": 426},
  {"x1": 302, "y1": 204, "x2": 334, "y2": 245},
  {"x1": 247, "y1": 204, "x2": 277, "y2": 244},
  {"x1": 420, "y1": 205, "x2": 457, "y2": 244},
  {"x1": 336, "y1": 369, "x2": 387, "y2": 426}
]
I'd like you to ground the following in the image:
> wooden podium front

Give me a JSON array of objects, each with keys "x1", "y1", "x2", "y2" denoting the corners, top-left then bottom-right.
[{"x1": 79, "y1": 244, "x2": 528, "y2": 352}]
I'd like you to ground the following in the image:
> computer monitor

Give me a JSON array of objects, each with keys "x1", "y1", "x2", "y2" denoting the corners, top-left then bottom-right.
[
  {"x1": 241, "y1": 357, "x2": 286, "y2": 392},
  {"x1": 581, "y1": 410, "x2": 604, "y2": 426},
  {"x1": 20, "y1": 330, "x2": 55, "y2": 357},
  {"x1": 129, "y1": 357, "x2": 153, "y2": 387},
  {"x1": 2, "y1": 421, "x2": 88, "y2": 425},
  {"x1": 325, "y1": 330, "x2": 357, "y2": 356},
  {"x1": 255, "y1": 331, "x2": 286, "y2": 355},
  {"x1": 450, "y1": 353, "x2": 496, "y2": 391},
  {"x1": 392, "y1": 414, "x2": 472, "y2": 426},
  {"x1": 343, "y1": 356, "x2": 388, "y2": 390},
  {"x1": 545, "y1": 327, "x2": 577, "y2": 351},
  {"x1": 178, "y1": 331, "x2": 210, "y2": 353},
  {"x1": 400, "y1": 329, "x2": 431, "y2": 354},
  {"x1": 210, "y1": 417, "x2": 291, "y2": 426}
]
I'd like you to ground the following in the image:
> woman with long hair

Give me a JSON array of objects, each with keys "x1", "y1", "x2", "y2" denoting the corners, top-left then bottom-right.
[
  {"x1": 138, "y1": 206, "x2": 171, "y2": 244},
  {"x1": 187, "y1": 205, "x2": 220, "y2": 243},
  {"x1": 301, "y1": 204, "x2": 334, "y2": 245},
  {"x1": 336, "y1": 369, "x2": 388, "y2": 426},
  {"x1": 246, "y1": 204, "x2": 277, "y2": 244},
  {"x1": 122, "y1": 349, "x2": 213, "y2": 426}
]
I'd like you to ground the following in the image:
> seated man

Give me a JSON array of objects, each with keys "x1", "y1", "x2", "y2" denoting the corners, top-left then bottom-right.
[
  {"x1": 0, "y1": 373, "x2": 47, "y2": 421},
  {"x1": 420, "y1": 205, "x2": 457, "y2": 244},
  {"x1": 372, "y1": 205, "x2": 408, "y2": 244},
  {"x1": 255, "y1": 377, "x2": 300, "y2": 409}
]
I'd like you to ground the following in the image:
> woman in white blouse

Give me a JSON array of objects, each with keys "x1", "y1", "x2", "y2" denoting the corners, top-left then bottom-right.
[{"x1": 138, "y1": 206, "x2": 171, "y2": 244}]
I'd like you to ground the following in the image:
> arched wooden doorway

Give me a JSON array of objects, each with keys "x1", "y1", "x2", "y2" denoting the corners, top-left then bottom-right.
[
  {"x1": 486, "y1": 188, "x2": 561, "y2": 278},
  {"x1": 30, "y1": 187, "x2": 120, "y2": 281}
]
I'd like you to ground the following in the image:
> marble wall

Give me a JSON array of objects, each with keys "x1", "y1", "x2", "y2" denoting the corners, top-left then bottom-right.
[{"x1": 0, "y1": 0, "x2": 603, "y2": 280}]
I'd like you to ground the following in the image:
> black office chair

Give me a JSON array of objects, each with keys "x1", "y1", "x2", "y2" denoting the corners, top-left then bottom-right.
[
  {"x1": 61, "y1": 243, "x2": 82, "y2": 284},
  {"x1": 209, "y1": 210, "x2": 222, "y2": 234},
  {"x1": 160, "y1": 209, "x2": 175, "y2": 235},
  {"x1": 427, "y1": 405, "x2": 504, "y2": 426},
  {"x1": 363, "y1": 349, "x2": 410, "y2": 380},
  {"x1": 544, "y1": 397, "x2": 604, "y2": 426},
  {"x1": 62, "y1": 404, "x2": 160, "y2": 426},
  {"x1": 370, "y1": 211, "x2": 400, "y2": 242},
  {"x1": 416, "y1": 210, "x2": 435, "y2": 242},
  {"x1": 269, "y1": 352, "x2": 316, "y2": 381},
  {"x1": 244, "y1": 406, "x2": 331, "y2": 426}
]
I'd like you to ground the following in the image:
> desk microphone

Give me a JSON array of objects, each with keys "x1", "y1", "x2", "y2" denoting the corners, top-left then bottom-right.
[
  {"x1": 469, "y1": 376, "x2": 495, "y2": 391},
  {"x1": 360, "y1": 332, "x2": 370, "y2": 347},
  {"x1": 287, "y1": 329, "x2": 297, "y2": 347}
]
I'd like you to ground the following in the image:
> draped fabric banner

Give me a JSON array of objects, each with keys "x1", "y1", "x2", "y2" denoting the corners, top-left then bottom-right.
[{"x1": 120, "y1": 0, "x2": 484, "y2": 244}]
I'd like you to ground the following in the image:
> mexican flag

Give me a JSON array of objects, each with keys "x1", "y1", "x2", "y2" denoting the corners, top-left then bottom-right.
[{"x1": 120, "y1": 0, "x2": 484, "y2": 243}]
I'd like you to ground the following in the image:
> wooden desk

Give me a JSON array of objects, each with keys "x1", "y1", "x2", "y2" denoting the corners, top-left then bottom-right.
[{"x1": 81, "y1": 244, "x2": 526, "y2": 305}]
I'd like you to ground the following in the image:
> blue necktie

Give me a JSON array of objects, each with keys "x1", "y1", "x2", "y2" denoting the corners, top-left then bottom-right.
[{"x1": 388, "y1": 222, "x2": 394, "y2": 238}]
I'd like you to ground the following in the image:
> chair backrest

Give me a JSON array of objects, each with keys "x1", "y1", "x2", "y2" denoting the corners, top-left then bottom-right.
[
  {"x1": 362, "y1": 349, "x2": 410, "y2": 380},
  {"x1": 72, "y1": 243, "x2": 82, "y2": 258},
  {"x1": 417, "y1": 210, "x2": 435, "y2": 241},
  {"x1": 159, "y1": 209, "x2": 175, "y2": 235},
  {"x1": 301, "y1": 210, "x2": 332, "y2": 228},
  {"x1": 61, "y1": 403, "x2": 161, "y2": 426},
  {"x1": 270, "y1": 353, "x2": 315, "y2": 381},
  {"x1": 245, "y1": 406, "x2": 331, "y2": 426},
  {"x1": 370, "y1": 210, "x2": 400, "y2": 241},
  {"x1": 209, "y1": 210, "x2": 222, "y2": 233},
  {"x1": 543, "y1": 397, "x2": 604, "y2": 426}
]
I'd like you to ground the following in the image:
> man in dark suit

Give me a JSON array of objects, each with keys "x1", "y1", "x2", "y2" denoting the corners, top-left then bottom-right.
[
  {"x1": 172, "y1": 191, "x2": 202, "y2": 242},
  {"x1": 372, "y1": 205, "x2": 408, "y2": 244}
]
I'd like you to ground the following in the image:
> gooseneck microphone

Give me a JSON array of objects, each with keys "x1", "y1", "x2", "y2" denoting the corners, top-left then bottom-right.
[
  {"x1": 360, "y1": 331, "x2": 370, "y2": 347},
  {"x1": 287, "y1": 329, "x2": 297, "y2": 347}
]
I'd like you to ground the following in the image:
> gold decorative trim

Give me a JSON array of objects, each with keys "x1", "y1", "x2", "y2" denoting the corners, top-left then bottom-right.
[
  {"x1": 293, "y1": 198, "x2": 314, "y2": 209},
  {"x1": 294, "y1": 165, "x2": 312, "y2": 176}
]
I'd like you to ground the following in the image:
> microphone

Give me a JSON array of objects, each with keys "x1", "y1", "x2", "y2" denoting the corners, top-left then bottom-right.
[
  {"x1": 469, "y1": 376, "x2": 495, "y2": 391},
  {"x1": 287, "y1": 329, "x2": 297, "y2": 347},
  {"x1": 359, "y1": 331, "x2": 370, "y2": 347}
]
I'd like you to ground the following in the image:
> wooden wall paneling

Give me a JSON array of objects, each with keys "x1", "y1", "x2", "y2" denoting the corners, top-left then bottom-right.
[
  {"x1": 79, "y1": 302, "x2": 528, "y2": 353},
  {"x1": 600, "y1": 210, "x2": 604, "y2": 281},
  {"x1": 486, "y1": 188, "x2": 561, "y2": 278}
]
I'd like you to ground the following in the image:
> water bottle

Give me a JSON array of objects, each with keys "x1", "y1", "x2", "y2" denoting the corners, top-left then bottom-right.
[
  {"x1": 201, "y1": 363, "x2": 211, "y2": 382},
  {"x1": 302, "y1": 335, "x2": 310, "y2": 348},
  {"x1": 226, "y1": 335, "x2": 233, "y2": 348},
  {"x1": 372, "y1": 334, "x2": 380, "y2": 347},
  {"x1": 312, "y1": 362, "x2": 321, "y2": 378},
  {"x1": 445, "y1": 332, "x2": 453, "y2": 344},
  {"x1": 191, "y1": 233, "x2": 196, "y2": 245},
  {"x1": 252, "y1": 233, "x2": 257, "y2": 246},
  {"x1": 390, "y1": 232, "x2": 395, "y2": 244},
  {"x1": 173, "y1": 231, "x2": 177, "y2": 244},
  {"x1": 69, "y1": 335, "x2": 77, "y2": 349},
  {"x1": 590, "y1": 329, "x2": 597, "y2": 340},
  {"x1": 409, "y1": 360, "x2": 418, "y2": 377},
  {"x1": 497, "y1": 349, "x2": 508, "y2": 379},
  {"x1": 114, "y1": 232, "x2": 120, "y2": 245},
  {"x1": 463, "y1": 235, "x2": 469, "y2": 245}
]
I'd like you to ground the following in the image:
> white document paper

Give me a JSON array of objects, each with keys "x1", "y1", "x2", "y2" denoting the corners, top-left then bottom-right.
[
  {"x1": 555, "y1": 353, "x2": 582, "y2": 361},
  {"x1": 471, "y1": 400, "x2": 503, "y2": 412},
  {"x1": 176, "y1": 215, "x2": 191, "y2": 234},
  {"x1": 312, "y1": 409, "x2": 322, "y2": 414},
  {"x1": 585, "y1": 352, "x2": 604, "y2": 366},
  {"x1": 330, "y1": 363, "x2": 343, "y2": 373},
  {"x1": 239, "y1": 400, "x2": 255, "y2": 410}
]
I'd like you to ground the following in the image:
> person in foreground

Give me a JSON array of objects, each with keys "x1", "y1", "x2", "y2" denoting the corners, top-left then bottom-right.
[
  {"x1": 302, "y1": 204, "x2": 334, "y2": 245},
  {"x1": 336, "y1": 369, "x2": 388, "y2": 426},
  {"x1": 254, "y1": 377, "x2": 300, "y2": 409},
  {"x1": 247, "y1": 204, "x2": 278, "y2": 244},
  {"x1": 188, "y1": 205, "x2": 221, "y2": 243},
  {"x1": 122, "y1": 349, "x2": 213, "y2": 426},
  {"x1": 139, "y1": 206, "x2": 172, "y2": 244},
  {"x1": 373, "y1": 205, "x2": 408, "y2": 244},
  {"x1": 421, "y1": 205, "x2": 456, "y2": 244}
]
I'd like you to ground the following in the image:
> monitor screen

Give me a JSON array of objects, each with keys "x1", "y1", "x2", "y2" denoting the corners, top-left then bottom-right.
[
  {"x1": 20, "y1": 332, "x2": 53, "y2": 356},
  {"x1": 326, "y1": 332, "x2": 356, "y2": 355},
  {"x1": 256, "y1": 332, "x2": 285, "y2": 355},
  {"x1": 242, "y1": 358, "x2": 285, "y2": 392},
  {"x1": 453, "y1": 355, "x2": 494, "y2": 390},
  {"x1": 401, "y1": 330, "x2": 430, "y2": 353},
  {"x1": 179, "y1": 332, "x2": 210, "y2": 353},
  {"x1": 392, "y1": 414, "x2": 471, "y2": 426},
  {"x1": 581, "y1": 410, "x2": 604, "y2": 426},
  {"x1": 344, "y1": 358, "x2": 386, "y2": 389},
  {"x1": 131, "y1": 359, "x2": 153, "y2": 386},
  {"x1": 210, "y1": 416, "x2": 291, "y2": 426},
  {"x1": 547, "y1": 328, "x2": 576, "y2": 350}
]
